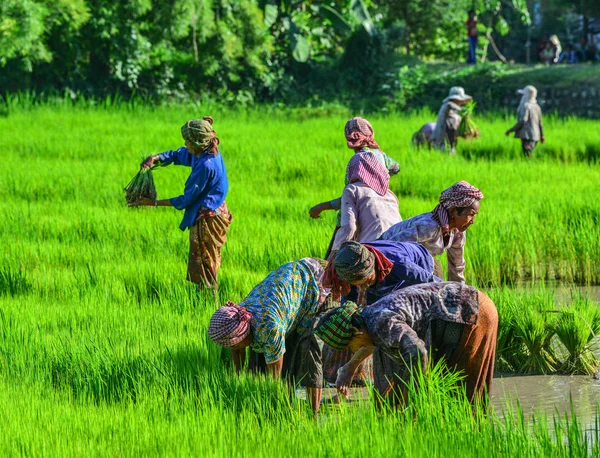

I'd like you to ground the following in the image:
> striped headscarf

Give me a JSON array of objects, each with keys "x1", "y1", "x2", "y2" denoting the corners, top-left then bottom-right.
[
  {"x1": 207, "y1": 301, "x2": 252, "y2": 347},
  {"x1": 181, "y1": 117, "x2": 220, "y2": 155},
  {"x1": 344, "y1": 117, "x2": 380, "y2": 150},
  {"x1": 323, "y1": 241, "x2": 394, "y2": 301},
  {"x1": 315, "y1": 301, "x2": 364, "y2": 350},
  {"x1": 432, "y1": 181, "x2": 484, "y2": 237},
  {"x1": 346, "y1": 151, "x2": 389, "y2": 196}
]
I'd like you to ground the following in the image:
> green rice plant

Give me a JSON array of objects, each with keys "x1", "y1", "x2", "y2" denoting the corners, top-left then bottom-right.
[
  {"x1": 553, "y1": 300, "x2": 600, "y2": 375},
  {"x1": 457, "y1": 101, "x2": 479, "y2": 140},
  {"x1": 124, "y1": 164, "x2": 159, "y2": 204},
  {"x1": 511, "y1": 305, "x2": 558, "y2": 375}
]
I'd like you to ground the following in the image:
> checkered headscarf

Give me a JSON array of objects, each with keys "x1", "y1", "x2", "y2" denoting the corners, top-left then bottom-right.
[
  {"x1": 432, "y1": 181, "x2": 484, "y2": 237},
  {"x1": 315, "y1": 302, "x2": 364, "y2": 350},
  {"x1": 207, "y1": 301, "x2": 252, "y2": 347},
  {"x1": 346, "y1": 151, "x2": 389, "y2": 196},
  {"x1": 181, "y1": 117, "x2": 220, "y2": 155},
  {"x1": 344, "y1": 117, "x2": 380, "y2": 150}
]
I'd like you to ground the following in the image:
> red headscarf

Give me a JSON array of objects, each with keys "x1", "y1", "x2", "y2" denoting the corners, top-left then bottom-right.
[{"x1": 344, "y1": 117, "x2": 380, "y2": 150}]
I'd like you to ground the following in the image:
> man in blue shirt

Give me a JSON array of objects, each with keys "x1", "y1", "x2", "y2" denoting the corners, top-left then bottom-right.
[{"x1": 131, "y1": 117, "x2": 232, "y2": 295}]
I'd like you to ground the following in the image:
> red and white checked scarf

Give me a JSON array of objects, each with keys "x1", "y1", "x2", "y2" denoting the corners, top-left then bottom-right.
[
  {"x1": 346, "y1": 151, "x2": 389, "y2": 196},
  {"x1": 344, "y1": 117, "x2": 380, "y2": 150},
  {"x1": 432, "y1": 181, "x2": 484, "y2": 237},
  {"x1": 207, "y1": 301, "x2": 251, "y2": 347}
]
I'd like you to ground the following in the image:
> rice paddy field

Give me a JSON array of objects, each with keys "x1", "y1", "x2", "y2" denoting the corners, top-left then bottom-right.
[{"x1": 2, "y1": 98, "x2": 600, "y2": 456}]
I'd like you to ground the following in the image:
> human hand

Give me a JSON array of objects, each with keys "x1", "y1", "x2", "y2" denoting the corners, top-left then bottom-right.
[
  {"x1": 309, "y1": 203, "x2": 325, "y2": 219},
  {"x1": 129, "y1": 197, "x2": 155, "y2": 207},
  {"x1": 140, "y1": 155, "x2": 158, "y2": 169},
  {"x1": 505, "y1": 131, "x2": 511, "y2": 136},
  {"x1": 541, "y1": 136, "x2": 546, "y2": 144},
  {"x1": 335, "y1": 364, "x2": 354, "y2": 398}
]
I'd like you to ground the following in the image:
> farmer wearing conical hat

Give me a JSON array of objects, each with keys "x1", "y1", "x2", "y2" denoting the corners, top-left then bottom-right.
[
  {"x1": 207, "y1": 258, "x2": 331, "y2": 413},
  {"x1": 132, "y1": 117, "x2": 232, "y2": 295},
  {"x1": 381, "y1": 181, "x2": 483, "y2": 283},
  {"x1": 431, "y1": 87, "x2": 473, "y2": 153},
  {"x1": 505, "y1": 85, "x2": 545, "y2": 157},
  {"x1": 309, "y1": 117, "x2": 401, "y2": 259},
  {"x1": 315, "y1": 282, "x2": 498, "y2": 409}
]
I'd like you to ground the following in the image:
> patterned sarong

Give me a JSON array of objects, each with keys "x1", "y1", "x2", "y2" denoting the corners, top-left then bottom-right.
[{"x1": 187, "y1": 202, "x2": 232, "y2": 289}]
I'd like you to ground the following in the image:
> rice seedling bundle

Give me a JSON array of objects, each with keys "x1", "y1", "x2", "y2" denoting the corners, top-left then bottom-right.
[
  {"x1": 553, "y1": 303, "x2": 600, "y2": 375},
  {"x1": 124, "y1": 165, "x2": 158, "y2": 205},
  {"x1": 511, "y1": 305, "x2": 558, "y2": 374},
  {"x1": 457, "y1": 101, "x2": 479, "y2": 139}
]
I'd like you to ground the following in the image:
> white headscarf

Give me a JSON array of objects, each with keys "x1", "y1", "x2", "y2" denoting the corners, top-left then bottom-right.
[{"x1": 517, "y1": 85, "x2": 537, "y2": 118}]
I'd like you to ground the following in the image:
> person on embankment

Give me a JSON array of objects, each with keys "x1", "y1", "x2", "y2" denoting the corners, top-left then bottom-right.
[
  {"x1": 315, "y1": 282, "x2": 498, "y2": 409},
  {"x1": 320, "y1": 240, "x2": 442, "y2": 391},
  {"x1": 380, "y1": 181, "x2": 483, "y2": 282},
  {"x1": 133, "y1": 117, "x2": 232, "y2": 297},
  {"x1": 505, "y1": 85, "x2": 545, "y2": 157},
  {"x1": 207, "y1": 258, "x2": 330, "y2": 413},
  {"x1": 309, "y1": 117, "x2": 400, "y2": 258}
]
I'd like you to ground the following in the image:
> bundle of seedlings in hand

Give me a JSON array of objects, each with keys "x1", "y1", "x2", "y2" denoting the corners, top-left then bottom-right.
[
  {"x1": 457, "y1": 101, "x2": 480, "y2": 140},
  {"x1": 124, "y1": 165, "x2": 158, "y2": 205}
]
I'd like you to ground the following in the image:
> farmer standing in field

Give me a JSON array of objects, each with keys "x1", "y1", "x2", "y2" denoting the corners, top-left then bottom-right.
[
  {"x1": 133, "y1": 117, "x2": 232, "y2": 296},
  {"x1": 207, "y1": 258, "x2": 330, "y2": 413},
  {"x1": 505, "y1": 85, "x2": 545, "y2": 157},
  {"x1": 431, "y1": 87, "x2": 473, "y2": 153},
  {"x1": 309, "y1": 117, "x2": 400, "y2": 258},
  {"x1": 380, "y1": 181, "x2": 483, "y2": 282},
  {"x1": 315, "y1": 282, "x2": 498, "y2": 409},
  {"x1": 320, "y1": 240, "x2": 442, "y2": 391}
]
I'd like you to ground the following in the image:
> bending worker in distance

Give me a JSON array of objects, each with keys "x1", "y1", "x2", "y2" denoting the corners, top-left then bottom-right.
[
  {"x1": 315, "y1": 282, "x2": 498, "y2": 409},
  {"x1": 207, "y1": 258, "x2": 329, "y2": 412}
]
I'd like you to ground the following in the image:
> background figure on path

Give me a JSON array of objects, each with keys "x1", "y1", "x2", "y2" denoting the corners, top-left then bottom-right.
[
  {"x1": 309, "y1": 117, "x2": 400, "y2": 258},
  {"x1": 315, "y1": 283, "x2": 498, "y2": 409},
  {"x1": 431, "y1": 87, "x2": 472, "y2": 153},
  {"x1": 320, "y1": 240, "x2": 441, "y2": 389},
  {"x1": 134, "y1": 117, "x2": 231, "y2": 296},
  {"x1": 329, "y1": 152, "x2": 401, "y2": 253},
  {"x1": 380, "y1": 181, "x2": 483, "y2": 283},
  {"x1": 505, "y1": 85, "x2": 545, "y2": 157},
  {"x1": 466, "y1": 10, "x2": 478, "y2": 64},
  {"x1": 207, "y1": 258, "x2": 330, "y2": 412}
]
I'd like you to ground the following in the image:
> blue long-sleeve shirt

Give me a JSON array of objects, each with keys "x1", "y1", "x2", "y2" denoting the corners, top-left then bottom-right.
[
  {"x1": 158, "y1": 147, "x2": 229, "y2": 230},
  {"x1": 344, "y1": 240, "x2": 443, "y2": 305}
]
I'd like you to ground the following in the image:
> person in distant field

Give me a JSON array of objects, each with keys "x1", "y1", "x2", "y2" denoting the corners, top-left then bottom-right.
[
  {"x1": 380, "y1": 181, "x2": 483, "y2": 283},
  {"x1": 431, "y1": 87, "x2": 473, "y2": 153},
  {"x1": 549, "y1": 35, "x2": 562, "y2": 63},
  {"x1": 329, "y1": 152, "x2": 401, "y2": 254},
  {"x1": 411, "y1": 122, "x2": 436, "y2": 149},
  {"x1": 309, "y1": 117, "x2": 400, "y2": 258},
  {"x1": 207, "y1": 258, "x2": 331, "y2": 413},
  {"x1": 558, "y1": 44, "x2": 579, "y2": 64},
  {"x1": 315, "y1": 283, "x2": 498, "y2": 409},
  {"x1": 133, "y1": 117, "x2": 232, "y2": 295},
  {"x1": 466, "y1": 10, "x2": 478, "y2": 64},
  {"x1": 536, "y1": 33, "x2": 551, "y2": 61},
  {"x1": 505, "y1": 85, "x2": 545, "y2": 157},
  {"x1": 320, "y1": 240, "x2": 442, "y2": 390},
  {"x1": 539, "y1": 41, "x2": 555, "y2": 64}
]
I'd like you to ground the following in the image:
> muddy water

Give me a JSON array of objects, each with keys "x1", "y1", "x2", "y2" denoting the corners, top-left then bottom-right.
[
  {"x1": 505, "y1": 283, "x2": 600, "y2": 303},
  {"x1": 492, "y1": 375, "x2": 600, "y2": 426}
]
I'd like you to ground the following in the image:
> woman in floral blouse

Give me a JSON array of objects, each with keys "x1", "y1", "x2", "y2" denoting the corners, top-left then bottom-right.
[{"x1": 207, "y1": 258, "x2": 330, "y2": 412}]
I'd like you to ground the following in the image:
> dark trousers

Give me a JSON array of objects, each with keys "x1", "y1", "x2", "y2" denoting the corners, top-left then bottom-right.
[{"x1": 467, "y1": 36, "x2": 478, "y2": 64}]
